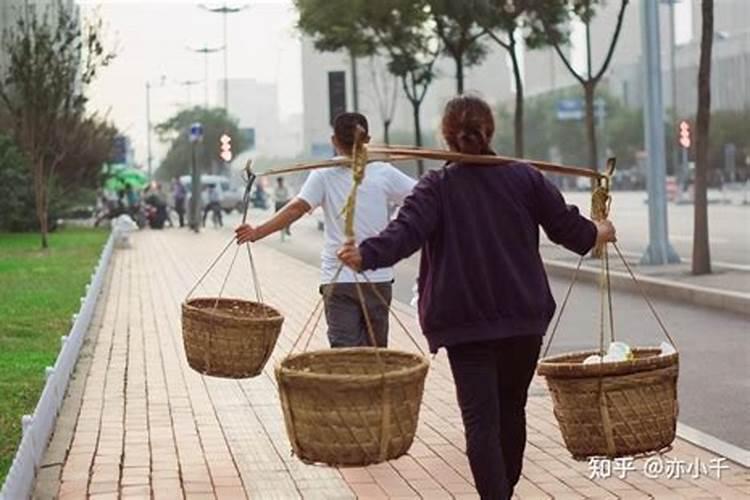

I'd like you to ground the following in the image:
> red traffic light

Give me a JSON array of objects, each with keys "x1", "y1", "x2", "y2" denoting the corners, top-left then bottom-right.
[
  {"x1": 678, "y1": 120, "x2": 691, "y2": 149},
  {"x1": 220, "y1": 133, "x2": 232, "y2": 162}
]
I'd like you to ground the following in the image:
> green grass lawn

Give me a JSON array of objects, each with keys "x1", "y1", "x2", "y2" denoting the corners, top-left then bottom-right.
[{"x1": 0, "y1": 228, "x2": 108, "y2": 485}]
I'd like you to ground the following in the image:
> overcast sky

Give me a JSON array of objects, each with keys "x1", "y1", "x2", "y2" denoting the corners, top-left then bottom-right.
[
  {"x1": 79, "y1": 0, "x2": 302, "y2": 166},
  {"x1": 78, "y1": 0, "x2": 693, "y2": 168}
]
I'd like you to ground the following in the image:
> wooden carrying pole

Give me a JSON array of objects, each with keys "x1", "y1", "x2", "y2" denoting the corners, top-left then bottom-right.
[{"x1": 256, "y1": 144, "x2": 607, "y2": 181}]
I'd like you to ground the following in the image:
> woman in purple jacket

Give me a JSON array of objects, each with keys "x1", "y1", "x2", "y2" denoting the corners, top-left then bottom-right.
[{"x1": 338, "y1": 95, "x2": 616, "y2": 500}]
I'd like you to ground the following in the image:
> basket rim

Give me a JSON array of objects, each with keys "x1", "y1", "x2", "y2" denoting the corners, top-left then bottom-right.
[
  {"x1": 276, "y1": 347, "x2": 430, "y2": 384},
  {"x1": 182, "y1": 296, "x2": 283, "y2": 322},
  {"x1": 537, "y1": 346, "x2": 678, "y2": 378}
]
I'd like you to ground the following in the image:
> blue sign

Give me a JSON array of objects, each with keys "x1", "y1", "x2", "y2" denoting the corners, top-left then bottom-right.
[
  {"x1": 189, "y1": 122, "x2": 203, "y2": 142},
  {"x1": 556, "y1": 99, "x2": 606, "y2": 121}
]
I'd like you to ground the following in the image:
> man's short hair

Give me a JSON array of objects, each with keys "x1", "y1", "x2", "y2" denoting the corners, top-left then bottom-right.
[{"x1": 333, "y1": 112, "x2": 369, "y2": 150}]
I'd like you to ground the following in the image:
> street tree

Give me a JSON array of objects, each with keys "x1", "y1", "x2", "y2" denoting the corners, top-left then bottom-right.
[
  {"x1": 478, "y1": 0, "x2": 568, "y2": 157},
  {"x1": 366, "y1": 56, "x2": 399, "y2": 145},
  {"x1": 426, "y1": 0, "x2": 488, "y2": 94},
  {"x1": 156, "y1": 107, "x2": 249, "y2": 181},
  {"x1": 366, "y1": 0, "x2": 441, "y2": 175},
  {"x1": 542, "y1": 0, "x2": 630, "y2": 173},
  {"x1": 294, "y1": 0, "x2": 375, "y2": 112},
  {"x1": 692, "y1": 0, "x2": 713, "y2": 275},
  {"x1": 0, "y1": 0, "x2": 114, "y2": 247}
]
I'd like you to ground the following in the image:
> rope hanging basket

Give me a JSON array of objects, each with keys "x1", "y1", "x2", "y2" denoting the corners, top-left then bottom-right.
[
  {"x1": 275, "y1": 129, "x2": 430, "y2": 466},
  {"x1": 538, "y1": 163, "x2": 680, "y2": 459},
  {"x1": 537, "y1": 348, "x2": 678, "y2": 459},
  {"x1": 276, "y1": 348, "x2": 429, "y2": 466},
  {"x1": 183, "y1": 298, "x2": 283, "y2": 378},
  {"x1": 181, "y1": 164, "x2": 284, "y2": 379}
]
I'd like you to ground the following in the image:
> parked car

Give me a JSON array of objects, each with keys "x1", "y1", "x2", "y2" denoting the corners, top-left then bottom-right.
[{"x1": 179, "y1": 174, "x2": 243, "y2": 213}]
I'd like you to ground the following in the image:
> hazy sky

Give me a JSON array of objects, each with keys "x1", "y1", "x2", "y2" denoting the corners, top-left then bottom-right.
[
  {"x1": 79, "y1": 0, "x2": 302, "y2": 166},
  {"x1": 78, "y1": 0, "x2": 694, "y2": 168}
]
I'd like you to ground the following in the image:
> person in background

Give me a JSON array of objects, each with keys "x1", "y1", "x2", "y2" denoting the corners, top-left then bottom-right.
[
  {"x1": 235, "y1": 112, "x2": 417, "y2": 348},
  {"x1": 337, "y1": 95, "x2": 617, "y2": 500},
  {"x1": 172, "y1": 177, "x2": 187, "y2": 227},
  {"x1": 202, "y1": 184, "x2": 223, "y2": 227},
  {"x1": 274, "y1": 177, "x2": 292, "y2": 239}
]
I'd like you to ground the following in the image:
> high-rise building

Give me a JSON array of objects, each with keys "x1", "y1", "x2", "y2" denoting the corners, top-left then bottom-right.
[
  {"x1": 217, "y1": 78, "x2": 302, "y2": 158},
  {"x1": 300, "y1": 36, "x2": 514, "y2": 158}
]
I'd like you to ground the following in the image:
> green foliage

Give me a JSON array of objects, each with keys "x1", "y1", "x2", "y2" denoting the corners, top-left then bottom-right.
[
  {"x1": 0, "y1": 0, "x2": 115, "y2": 244},
  {"x1": 155, "y1": 106, "x2": 249, "y2": 181},
  {"x1": 0, "y1": 228, "x2": 108, "y2": 483},
  {"x1": 294, "y1": 0, "x2": 375, "y2": 57},
  {"x1": 0, "y1": 134, "x2": 34, "y2": 231}
]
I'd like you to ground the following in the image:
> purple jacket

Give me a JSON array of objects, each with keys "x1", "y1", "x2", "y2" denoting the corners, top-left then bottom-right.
[{"x1": 359, "y1": 162, "x2": 597, "y2": 353}]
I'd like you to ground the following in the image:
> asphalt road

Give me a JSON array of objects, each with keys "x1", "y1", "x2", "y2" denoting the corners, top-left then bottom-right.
[
  {"x1": 229, "y1": 207, "x2": 749, "y2": 452},
  {"x1": 563, "y1": 190, "x2": 750, "y2": 269}
]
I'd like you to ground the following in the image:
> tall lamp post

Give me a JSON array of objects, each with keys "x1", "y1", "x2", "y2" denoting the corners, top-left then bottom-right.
[
  {"x1": 661, "y1": 0, "x2": 681, "y2": 179},
  {"x1": 640, "y1": 0, "x2": 680, "y2": 265},
  {"x1": 198, "y1": 2, "x2": 249, "y2": 112},
  {"x1": 145, "y1": 75, "x2": 167, "y2": 179},
  {"x1": 188, "y1": 44, "x2": 224, "y2": 108}
]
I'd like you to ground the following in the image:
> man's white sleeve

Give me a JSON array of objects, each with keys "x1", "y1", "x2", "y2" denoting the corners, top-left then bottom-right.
[
  {"x1": 297, "y1": 170, "x2": 325, "y2": 210},
  {"x1": 386, "y1": 165, "x2": 418, "y2": 204}
]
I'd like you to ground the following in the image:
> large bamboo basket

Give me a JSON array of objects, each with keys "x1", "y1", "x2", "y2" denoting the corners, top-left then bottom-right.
[
  {"x1": 182, "y1": 297, "x2": 284, "y2": 378},
  {"x1": 276, "y1": 348, "x2": 429, "y2": 466},
  {"x1": 537, "y1": 347, "x2": 678, "y2": 459}
]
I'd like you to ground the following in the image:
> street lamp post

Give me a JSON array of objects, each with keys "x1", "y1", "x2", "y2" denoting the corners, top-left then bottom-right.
[
  {"x1": 189, "y1": 122, "x2": 204, "y2": 232},
  {"x1": 640, "y1": 0, "x2": 680, "y2": 265},
  {"x1": 661, "y1": 0, "x2": 681, "y2": 179},
  {"x1": 189, "y1": 44, "x2": 224, "y2": 108},
  {"x1": 198, "y1": 3, "x2": 249, "y2": 112},
  {"x1": 145, "y1": 75, "x2": 166, "y2": 179}
]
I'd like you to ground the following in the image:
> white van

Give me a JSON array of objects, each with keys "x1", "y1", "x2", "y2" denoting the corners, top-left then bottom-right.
[{"x1": 179, "y1": 175, "x2": 243, "y2": 213}]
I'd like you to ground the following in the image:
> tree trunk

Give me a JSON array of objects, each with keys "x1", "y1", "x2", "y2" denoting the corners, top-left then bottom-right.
[
  {"x1": 509, "y1": 40, "x2": 524, "y2": 157},
  {"x1": 350, "y1": 51, "x2": 359, "y2": 112},
  {"x1": 584, "y1": 83, "x2": 598, "y2": 173},
  {"x1": 455, "y1": 55, "x2": 464, "y2": 95},
  {"x1": 693, "y1": 0, "x2": 713, "y2": 275},
  {"x1": 412, "y1": 100, "x2": 424, "y2": 176},
  {"x1": 384, "y1": 119, "x2": 391, "y2": 146}
]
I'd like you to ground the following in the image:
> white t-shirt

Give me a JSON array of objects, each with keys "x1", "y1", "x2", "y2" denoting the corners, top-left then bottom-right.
[{"x1": 298, "y1": 161, "x2": 417, "y2": 284}]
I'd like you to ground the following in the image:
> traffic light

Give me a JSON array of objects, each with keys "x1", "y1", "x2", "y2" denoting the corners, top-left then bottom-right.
[
  {"x1": 220, "y1": 133, "x2": 232, "y2": 162},
  {"x1": 678, "y1": 120, "x2": 691, "y2": 149}
]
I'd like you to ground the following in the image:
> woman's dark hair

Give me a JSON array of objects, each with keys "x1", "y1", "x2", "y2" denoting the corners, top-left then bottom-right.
[
  {"x1": 441, "y1": 95, "x2": 495, "y2": 155},
  {"x1": 333, "y1": 112, "x2": 370, "y2": 150}
]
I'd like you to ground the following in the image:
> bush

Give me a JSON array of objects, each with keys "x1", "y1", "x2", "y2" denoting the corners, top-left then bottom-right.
[{"x1": 0, "y1": 134, "x2": 37, "y2": 231}]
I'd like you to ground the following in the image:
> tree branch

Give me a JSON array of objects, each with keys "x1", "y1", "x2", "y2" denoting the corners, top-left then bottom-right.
[
  {"x1": 551, "y1": 39, "x2": 586, "y2": 85},
  {"x1": 594, "y1": 0, "x2": 629, "y2": 82},
  {"x1": 482, "y1": 26, "x2": 511, "y2": 51}
]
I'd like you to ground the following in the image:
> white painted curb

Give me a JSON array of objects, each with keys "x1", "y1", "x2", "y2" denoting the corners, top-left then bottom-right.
[{"x1": 0, "y1": 232, "x2": 114, "y2": 500}]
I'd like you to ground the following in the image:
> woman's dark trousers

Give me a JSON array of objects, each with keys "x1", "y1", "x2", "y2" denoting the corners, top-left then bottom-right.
[{"x1": 446, "y1": 335, "x2": 542, "y2": 500}]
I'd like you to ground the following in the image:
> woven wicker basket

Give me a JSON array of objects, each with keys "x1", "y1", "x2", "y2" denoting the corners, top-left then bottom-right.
[
  {"x1": 537, "y1": 347, "x2": 678, "y2": 459},
  {"x1": 276, "y1": 348, "x2": 429, "y2": 466},
  {"x1": 182, "y1": 297, "x2": 284, "y2": 378}
]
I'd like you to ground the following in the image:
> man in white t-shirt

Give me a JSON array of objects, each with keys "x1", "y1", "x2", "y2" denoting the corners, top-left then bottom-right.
[{"x1": 235, "y1": 112, "x2": 416, "y2": 347}]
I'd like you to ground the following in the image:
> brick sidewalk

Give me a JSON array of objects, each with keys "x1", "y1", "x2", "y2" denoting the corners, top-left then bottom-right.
[{"x1": 33, "y1": 230, "x2": 749, "y2": 499}]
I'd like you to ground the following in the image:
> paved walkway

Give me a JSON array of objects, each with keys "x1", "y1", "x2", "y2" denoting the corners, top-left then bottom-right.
[{"x1": 34, "y1": 230, "x2": 749, "y2": 499}]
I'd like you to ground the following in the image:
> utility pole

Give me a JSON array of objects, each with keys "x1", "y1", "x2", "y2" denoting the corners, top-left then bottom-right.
[
  {"x1": 198, "y1": 3, "x2": 248, "y2": 112},
  {"x1": 145, "y1": 75, "x2": 166, "y2": 179},
  {"x1": 189, "y1": 45, "x2": 224, "y2": 108},
  {"x1": 146, "y1": 81, "x2": 152, "y2": 178},
  {"x1": 640, "y1": 0, "x2": 680, "y2": 265},
  {"x1": 662, "y1": 0, "x2": 681, "y2": 178}
]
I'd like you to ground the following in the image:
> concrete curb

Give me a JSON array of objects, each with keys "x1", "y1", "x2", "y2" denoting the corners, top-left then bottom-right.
[{"x1": 544, "y1": 259, "x2": 750, "y2": 317}]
